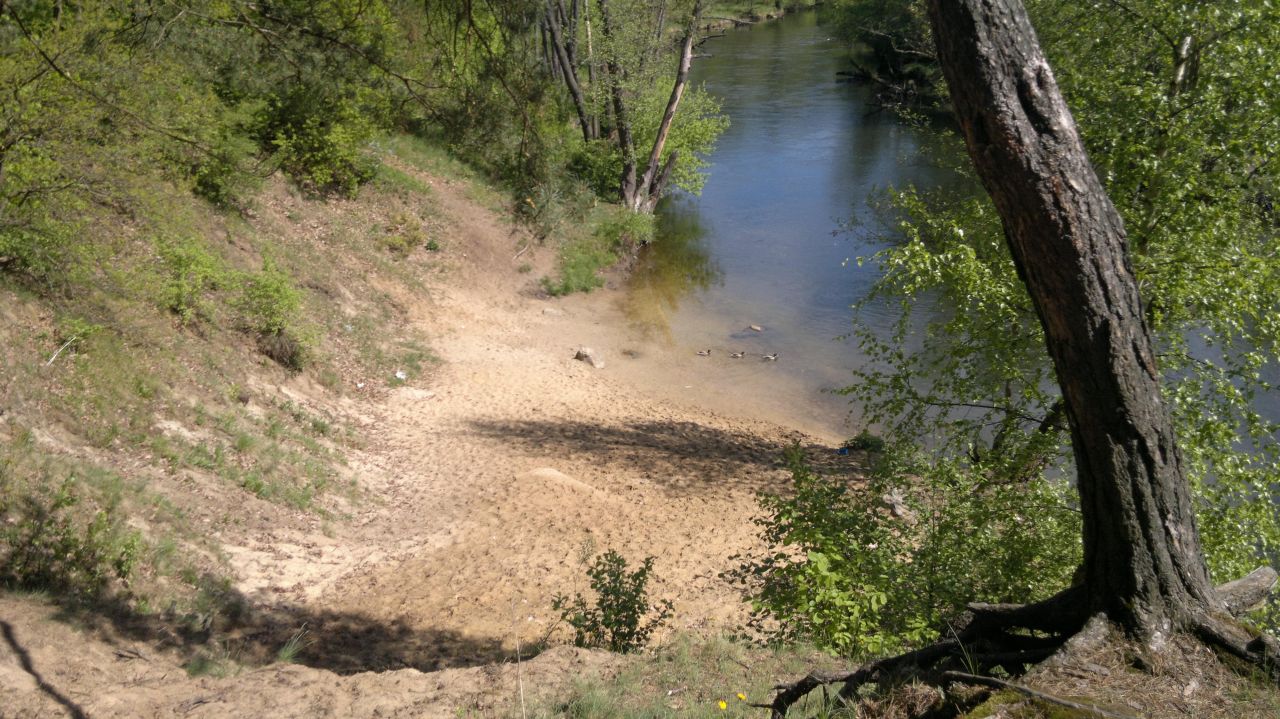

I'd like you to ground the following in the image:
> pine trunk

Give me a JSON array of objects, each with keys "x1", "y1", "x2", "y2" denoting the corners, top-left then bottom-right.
[{"x1": 925, "y1": 0, "x2": 1221, "y2": 636}]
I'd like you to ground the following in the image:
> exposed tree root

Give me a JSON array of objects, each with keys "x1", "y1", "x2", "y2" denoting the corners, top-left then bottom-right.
[
  {"x1": 764, "y1": 568, "x2": 1278, "y2": 718},
  {"x1": 940, "y1": 671, "x2": 1138, "y2": 719}
]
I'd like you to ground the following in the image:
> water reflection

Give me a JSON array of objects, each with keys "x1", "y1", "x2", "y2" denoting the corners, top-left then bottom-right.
[
  {"x1": 622, "y1": 10, "x2": 966, "y2": 433},
  {"x1": 625, "y1": 196, "x2": 722, "y2": 341}
]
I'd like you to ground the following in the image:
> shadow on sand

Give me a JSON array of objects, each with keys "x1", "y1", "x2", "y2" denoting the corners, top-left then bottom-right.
[{"x1": 466, "y1": 417, "x2": 867, "y2": 494}]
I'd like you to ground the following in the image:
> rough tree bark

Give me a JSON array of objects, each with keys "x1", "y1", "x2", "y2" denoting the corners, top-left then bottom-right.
[
  {"x1": 926, "y1": 0, "x2": 1221, "y2": 638},
  {"x1": 766, "y1": 2, "x2": 1279, "y2": 714}
]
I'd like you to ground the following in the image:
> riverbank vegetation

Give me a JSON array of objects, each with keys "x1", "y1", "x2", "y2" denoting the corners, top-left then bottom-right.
[
  {"x1": 3, "y1": 1, "x2": 1279, "y2": 715},
  {"x1": 0, "y1": 0, "x2": 734, "y2": 625},
  {"x1": 732, "y1": 0, "x2": 1280, "y2": 710}
]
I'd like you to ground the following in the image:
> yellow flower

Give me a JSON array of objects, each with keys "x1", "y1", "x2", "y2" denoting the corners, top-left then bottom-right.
[
  {"x1": 737, "y1": 693, "x2": 747, "y2": 701},
  {"x1": 717, "y1": 699, "x2": 728, "y2": 710}
]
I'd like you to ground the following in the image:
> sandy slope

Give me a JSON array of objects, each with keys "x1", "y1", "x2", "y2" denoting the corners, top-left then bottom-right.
[{"x1": 1, "y1": 166, "x2": 863, "y2": 717}]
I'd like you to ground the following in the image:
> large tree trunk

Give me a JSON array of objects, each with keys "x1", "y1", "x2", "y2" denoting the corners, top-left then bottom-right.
[{"x1": 925, "y1": 0, "x2": 1221, "y2": 637}]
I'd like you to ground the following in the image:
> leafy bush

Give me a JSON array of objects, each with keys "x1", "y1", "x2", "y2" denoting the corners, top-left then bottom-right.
[
  {"x1": 552, "y1": 550, "x2": 674, "y2": 653},
  {"x1": 568, "y1": 140, "x2": 623, "y2": 199},
  {"x1": 731, "y1": 446, "x2": 1079, "y2": 657},
  {"x1": 236, "y1": 260, "x2": 308, "y2": 369},
  {"x1": 192, "y1": 132, "x2": 261, "y2": 209},
  {"x1": 260, "y1": 90, "x2": 380, "y2": 198},
  {"x1": 156, "y1": 237, "x2": 227, "y2": 323},
  {"x1": 0, "y1": 474, "x2": 141, "y2": 601}
]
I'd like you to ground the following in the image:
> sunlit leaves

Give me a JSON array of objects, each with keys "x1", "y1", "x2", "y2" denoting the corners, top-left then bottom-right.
[{"x1": 835, "y1": 0, "x2": 1280, "y2": 605}]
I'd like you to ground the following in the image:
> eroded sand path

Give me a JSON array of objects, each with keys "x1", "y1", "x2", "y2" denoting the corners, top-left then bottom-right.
[{"x1": 1, "y1": 166, "x2": 864, "y2": 717}]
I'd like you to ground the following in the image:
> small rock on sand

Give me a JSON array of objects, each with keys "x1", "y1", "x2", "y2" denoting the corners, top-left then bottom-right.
[
  {"x1": 574, "y1": 346, "x2": 605, "y2": 368},
  {"x1": 749, "y1": 324, "x2": 763, "y2": 332}
]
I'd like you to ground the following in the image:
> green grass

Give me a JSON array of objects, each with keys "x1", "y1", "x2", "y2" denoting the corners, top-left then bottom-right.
[
  {"x1": 531, "y1": 635, "x2": 847, "y2": 718},
  {"x1": 542, "y1": 206, "x2": 655, "y2": 296},
  {"x1": 373, "y1": 163, "x2": 433, "y2": 196},
  {"x1": 276, "y1": 626, "x2": 311, "y2": 664}
]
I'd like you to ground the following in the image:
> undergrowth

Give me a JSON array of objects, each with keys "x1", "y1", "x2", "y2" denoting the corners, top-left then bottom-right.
[
  {"x1": 538, "y1": 634, "x2": 844, "y2": 718},
  {"x1": 542, "y1": 206, "x2": 655, "y2": 296}
]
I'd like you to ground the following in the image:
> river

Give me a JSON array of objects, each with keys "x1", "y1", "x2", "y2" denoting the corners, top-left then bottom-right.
[{"x1": 623, "y1": 10, "x2": 962, "y2": 437}]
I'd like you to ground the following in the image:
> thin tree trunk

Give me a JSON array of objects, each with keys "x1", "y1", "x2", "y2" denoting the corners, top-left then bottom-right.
[
  {"x1": 546, "y1": 0, "x2": 596, "y2": 141},
  {"x1": 596, "y1": 0, "x2": 639, "y2": 207},
  {"x1": 633, "y1": 0, "x2": 703, "y2": 212},
  {"x1": 926, "y1": 0, "x2": 1220, "y2": 636},
  {"x1": 583, "y1": 0, "x2": 600, "y2": 138}
]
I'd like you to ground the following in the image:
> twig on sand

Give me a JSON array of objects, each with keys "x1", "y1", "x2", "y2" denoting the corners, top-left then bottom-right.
[
  {"x1": 45, "y1": 336, "x2": 78, "y2": 366},
  {"x1": 513, "y1": 600, "x2": 527, "y2": 719}
]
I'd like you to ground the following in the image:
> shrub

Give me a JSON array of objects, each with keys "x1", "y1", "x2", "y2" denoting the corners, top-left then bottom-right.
[
  {"x1": 236, "y1": 260, "x2": 308, "y2": 369},
  {"x1": 731, "y1": 445, "x2": 1080, "y2": 657},
  {"x1": 552, "y1": 550, "x2": 674, "y2": 653},
  {"x1": 192, "y1": 132, "x2": 261, "y2": 209},
  {"x1": 156, "y1": 237, "x2": 227, "y2": 323},
  {"x1": 0, "y1": 474, "x2": 141, "y2": 601},
  {"x1": 843, "y1": 429, "x2": 886, "y2": 453},
  {"x1": 260, "y1": 89, "x2": 380, "y2": 198}
]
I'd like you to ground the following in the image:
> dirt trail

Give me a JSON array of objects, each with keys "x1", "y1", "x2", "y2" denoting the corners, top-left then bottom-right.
[{"x1": 1, "y1": 167, "x2": 864, "y2": 717}]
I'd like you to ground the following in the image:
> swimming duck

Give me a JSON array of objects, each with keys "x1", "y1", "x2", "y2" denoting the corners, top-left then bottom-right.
[
  {"x1": 729, "y1": 351, "x2": 746, "y2": 359},
  {"x1": 696, "y1": 349, "x2": 712, "y2": 356},
  {"x1": 761, "y1": 353, "x2": 779, "y2": 361}
]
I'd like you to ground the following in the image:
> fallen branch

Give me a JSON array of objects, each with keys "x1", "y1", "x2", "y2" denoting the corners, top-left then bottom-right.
[{"x1": 45, "y1": 336, "x2": 78, "y2": 366}]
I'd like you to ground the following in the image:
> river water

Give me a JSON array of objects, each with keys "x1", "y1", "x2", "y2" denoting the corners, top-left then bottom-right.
[
  {"x1": 623, "y1": 10, "x2": 962, "y2": 436},
  {"x1": 621, "y1": 9, "x2": 1279, "y2": 442}
]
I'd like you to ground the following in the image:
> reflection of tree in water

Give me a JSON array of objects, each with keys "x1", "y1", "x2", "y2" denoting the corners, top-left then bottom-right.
[{"x1": 623, "y1": 195, "x2": 722, "y2": 341}]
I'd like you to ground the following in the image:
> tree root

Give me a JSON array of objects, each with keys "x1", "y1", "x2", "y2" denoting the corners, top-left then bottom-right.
[
  {"x1": 940, "y1": 671, "x2": 1139, "y2": 719},
  {"x1": 764, "y1": 568, "x2": 1279, "y2": 718}
]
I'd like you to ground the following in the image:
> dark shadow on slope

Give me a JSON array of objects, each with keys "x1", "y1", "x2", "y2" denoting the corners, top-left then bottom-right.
[
  {"x1": 1, "y1": 618, "x2": 89, "y2": 718},
  {"x1": 466, "y1": 418, "x2": 867, "y2": 494},
  {"x1": 47, "y1": 582, "x2": 514, "y2": 676}
]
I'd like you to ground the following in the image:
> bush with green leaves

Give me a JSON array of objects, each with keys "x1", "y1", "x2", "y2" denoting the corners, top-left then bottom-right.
[
  {"x1": 552, "y1": 549, "x2": 674, "y2": 653},
  {"x1": 0, "y1": 473, "x2": 141, "y2": 601},
  {"x1": 236, "y1": 260, "x2": 308, "y2": 369},
  {"x1": 732, "y1": 446, "x2": 1079, "y2": 657},
  {"x1": 260, "y1": 89, "x2": 381, "y2": 198},
  {"x1": 156, "y1": 237, "x2": 229, "y2": 324}
]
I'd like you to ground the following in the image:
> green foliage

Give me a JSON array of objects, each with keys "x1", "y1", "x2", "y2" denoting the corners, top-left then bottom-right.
[
  {"x1": 566, "y1": 87, "x2": 728, "y2": 200},
  {"x1": 543, "y1": 208, "x2": 654, "y2": 296},
  {"x1": 552, "y1": 549, "x2": 674, "y2": 653},
  {"x1": 237, "y1": 260, "x2": 301, "y2": 337},
  {"x1": 734, "y1": 447, "x2": 1079, "y2": 656},
  {"x1": 236, "y1": 260, "x2": 308, "y2": 369},
  {"x1": 261, "y1": 90, "x2": 380, "y2": 197},
  {"x1": 156, "y1": 236, "x2": 228, "y2": 323},
  {"x1": 0, "y1": 463, "x2": 141, "y2": 601},
  {"x1": 842, "y1": 430, "x2": 885, "y2": 453},
  {"x1": 193, "y1": 133, "x2": 261, "y2": 209},
  {"x1": 829, "y1": 0, "x2": 1280, "y2": 636}
]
